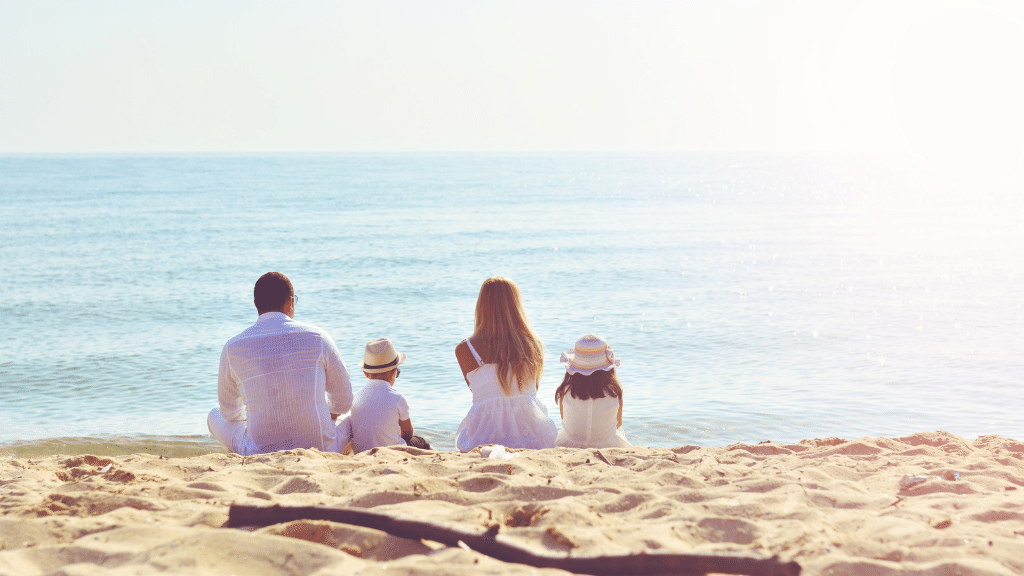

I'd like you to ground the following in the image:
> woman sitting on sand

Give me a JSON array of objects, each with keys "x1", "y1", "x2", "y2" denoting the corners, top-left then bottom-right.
[
  {"x1": 554, "y1": 334, "x2": 630, "y2": 449},
  {"x1": 455, "y1": 277, "x2": 557, "y2": 452}
]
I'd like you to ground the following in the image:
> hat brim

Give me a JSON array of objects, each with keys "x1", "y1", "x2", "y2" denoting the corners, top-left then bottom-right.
[
  {"x1": 360, "y1": 352, "x2": 406, "y2": 373},
  {"x1": 560, "y1": 350, "x2": 620, "y2": 376}
]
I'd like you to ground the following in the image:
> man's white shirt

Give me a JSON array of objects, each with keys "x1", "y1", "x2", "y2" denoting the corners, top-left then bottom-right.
[{"x1": 218, "y1": 312, "x2": 353, "y2": 453}]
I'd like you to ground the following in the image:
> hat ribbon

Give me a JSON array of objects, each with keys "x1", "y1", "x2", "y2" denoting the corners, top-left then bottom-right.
[{"x1": 363, "y1": 357, "x2": 399, "y2": 370}]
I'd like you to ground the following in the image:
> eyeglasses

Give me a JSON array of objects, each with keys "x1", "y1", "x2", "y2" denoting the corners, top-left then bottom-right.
[
  {"x1": 291, "y1": 294, "x2": 298, "y2": 304},
  {"x1": 396, "y1": 368, "x2": 401, "y2": 378}
]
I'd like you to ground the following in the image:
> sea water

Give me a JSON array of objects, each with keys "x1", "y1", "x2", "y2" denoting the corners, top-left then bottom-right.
[{"x1": 1, "y1": 154, "x2": 1022, "y2": 455}]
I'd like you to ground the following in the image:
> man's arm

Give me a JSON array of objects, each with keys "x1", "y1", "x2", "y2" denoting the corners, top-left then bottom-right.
[
  {"x1": 323, "y1": 334, "x2": 353, "y2": 417},
  {"x1": 218, "y1": 347, "x2": 246, "y2": 421}
]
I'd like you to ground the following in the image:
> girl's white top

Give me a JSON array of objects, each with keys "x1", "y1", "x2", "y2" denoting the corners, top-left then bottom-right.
[
  {"x1": 456, "y1": 339, "x2": 557, "y2": 452},
  {"x1": 556, "y1": 394, "x2": 631, "y2": 449}
]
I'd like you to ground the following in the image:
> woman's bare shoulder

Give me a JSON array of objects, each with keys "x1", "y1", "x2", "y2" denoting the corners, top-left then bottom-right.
[
  {"x1": 455, "y1": 338, "x2": 479, "y2": 384},
  {"x1": 455, "y1": 338, "x2": 475, "y2": 361},
  {"x1": 458, "y1": 337, "x2": 483, "y2": 351}
]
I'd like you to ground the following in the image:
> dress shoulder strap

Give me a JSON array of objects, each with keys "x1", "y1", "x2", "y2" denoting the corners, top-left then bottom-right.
[{"x1": 465, "y1": 338, "x2": 484, "y2": 365}]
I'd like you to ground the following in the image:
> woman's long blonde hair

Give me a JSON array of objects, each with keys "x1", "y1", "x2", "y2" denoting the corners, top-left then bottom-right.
[{"x1": 472, "y1": 277, "x2": 544, "y2": 394}]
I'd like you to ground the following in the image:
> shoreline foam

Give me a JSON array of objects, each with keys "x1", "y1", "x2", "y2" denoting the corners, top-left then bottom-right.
[{"x1": 1, "y1": 431, "x2": 1022, "y2": 575}]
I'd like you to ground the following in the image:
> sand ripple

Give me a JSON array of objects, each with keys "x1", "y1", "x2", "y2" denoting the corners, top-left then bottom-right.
[{"x1": 1, "y1": 431, "x2": 1022, "y2": 575}]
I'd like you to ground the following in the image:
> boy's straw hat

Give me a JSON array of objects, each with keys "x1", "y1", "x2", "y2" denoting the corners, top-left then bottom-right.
[
  {"x1": 560, "y1": 334, "x2": 620, "y2": 376},
  {"x1": 359, "y1": 338, "x2": 407, "y2": 373}
]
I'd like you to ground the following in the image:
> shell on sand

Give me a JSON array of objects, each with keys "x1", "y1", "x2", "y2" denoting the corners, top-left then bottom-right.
[{"x1": 1, "y1": 431, "x2": 1022, "y2": 575}]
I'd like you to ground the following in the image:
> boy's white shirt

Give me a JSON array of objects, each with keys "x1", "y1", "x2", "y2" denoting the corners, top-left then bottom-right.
[{"x1": 349, "y1": 378, "x2": 410, "y2": 451}]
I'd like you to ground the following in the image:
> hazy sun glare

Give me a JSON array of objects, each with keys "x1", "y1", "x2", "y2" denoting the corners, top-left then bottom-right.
[
  {"x1": 892, "y1": 6, "x2": 1024, "y2": 184},
  {"x1": 0, "y1": 0, "x2": 1020, "y2": 173}
]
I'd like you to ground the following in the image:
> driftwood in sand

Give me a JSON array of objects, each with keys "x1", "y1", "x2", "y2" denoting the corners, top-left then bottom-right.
[{"x1": 227, "y1": 504, "x2": 800, "y2": 576}]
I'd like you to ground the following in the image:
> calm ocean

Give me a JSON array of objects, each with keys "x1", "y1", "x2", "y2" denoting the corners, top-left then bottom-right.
[{"x1": 1, "y1": 154, "x2": 1022, "y2": 456}]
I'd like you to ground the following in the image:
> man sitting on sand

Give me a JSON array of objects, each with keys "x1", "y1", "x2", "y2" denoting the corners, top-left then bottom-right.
[
  {"x1": 207, "y1": 272, "x2": 353, "y2": 455},
  {"x1": 338, "y1": 338, "x2": 431, "y2": 452}
]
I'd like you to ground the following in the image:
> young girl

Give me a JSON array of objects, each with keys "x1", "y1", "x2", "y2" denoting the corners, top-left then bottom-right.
[
  {"x1": 554, "y1": 334, "x2": 630, "y2": 448},
  {"x1": 454, "y1": 277, "x2": 557, "y2": 452}
]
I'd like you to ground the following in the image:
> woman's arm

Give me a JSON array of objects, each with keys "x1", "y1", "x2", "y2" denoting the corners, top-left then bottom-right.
[
  {"x1": 617, "y1": 394, "x2": 623, "y2": 428},
  {"x1": 455, "y1": 339, "x2": 479, "y2": 386}
]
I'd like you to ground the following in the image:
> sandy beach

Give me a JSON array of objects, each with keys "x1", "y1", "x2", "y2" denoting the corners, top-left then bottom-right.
[{"x1": 1, "y1": 431, "x2": 1021, "y2": 575}]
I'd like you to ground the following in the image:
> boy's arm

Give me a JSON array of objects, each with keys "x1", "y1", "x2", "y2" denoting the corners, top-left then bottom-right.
[{"x1": 398, "y1": 393, "x2": 412, "y2": 441}]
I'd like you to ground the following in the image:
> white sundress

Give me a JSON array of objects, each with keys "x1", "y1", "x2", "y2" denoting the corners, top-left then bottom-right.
[
  {"x1": 455, "y1": 340, "x2": 557, "y2": 453},
  {"x1": 556, "y1": 394, "x2": 631, "y2": 449}
]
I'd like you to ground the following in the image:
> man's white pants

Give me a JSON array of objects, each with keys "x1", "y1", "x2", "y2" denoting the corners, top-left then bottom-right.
[{"x1": 207, "y1": 408, "x2": 259, "y2": 455}]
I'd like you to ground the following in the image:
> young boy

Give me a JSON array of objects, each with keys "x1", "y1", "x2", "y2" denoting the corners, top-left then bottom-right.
[{"x1": 341, "y1": 338, "x2": 431, "y2": 452}]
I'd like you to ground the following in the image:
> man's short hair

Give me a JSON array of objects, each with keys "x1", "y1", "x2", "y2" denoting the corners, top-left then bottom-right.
[{"x1": 254, "y1": 272, "x2": 294, "y2": 314}]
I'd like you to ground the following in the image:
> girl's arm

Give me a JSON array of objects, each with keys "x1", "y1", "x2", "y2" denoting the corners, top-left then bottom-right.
[
  {"x1": 455, "y1": 339, "x2": 479, "y2": 386},
  {"x1": 617, "y1": 394, "x2": 623, "y2": 428}
]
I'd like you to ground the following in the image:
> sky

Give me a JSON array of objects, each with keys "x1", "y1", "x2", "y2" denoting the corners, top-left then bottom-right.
[{"x1": 1, "y1": 1, "x2": 1022, "y2": 174}]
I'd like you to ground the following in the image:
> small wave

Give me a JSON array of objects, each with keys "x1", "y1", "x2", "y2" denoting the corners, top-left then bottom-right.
[{"x1": 0, "y1": 434, "x2": 227, "y2": 458}]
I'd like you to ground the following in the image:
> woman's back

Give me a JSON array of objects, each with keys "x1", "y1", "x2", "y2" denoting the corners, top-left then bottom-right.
[
  {"x1": 456, "y1": 338, "x2": 556, "y2": 452},
  {"x1": 466, "y1": 363, "x2": 521, "y2": 402}
]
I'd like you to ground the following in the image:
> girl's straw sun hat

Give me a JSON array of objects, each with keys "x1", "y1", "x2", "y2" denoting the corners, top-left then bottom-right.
[
  {"x1": 560, "y1": 334, "x2": 620, "y2": 376},
  {"x1": 359, "y1": 338, "x2": 407, "y2": 373}
]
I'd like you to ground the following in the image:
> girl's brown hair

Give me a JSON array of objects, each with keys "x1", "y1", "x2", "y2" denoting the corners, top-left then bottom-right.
[
  {"x1": 554, "y1": 369, "x2": 622, "y2": 404},
  {"x1": 472, "y1": 277, "x2": 544, "y2": 394}
]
